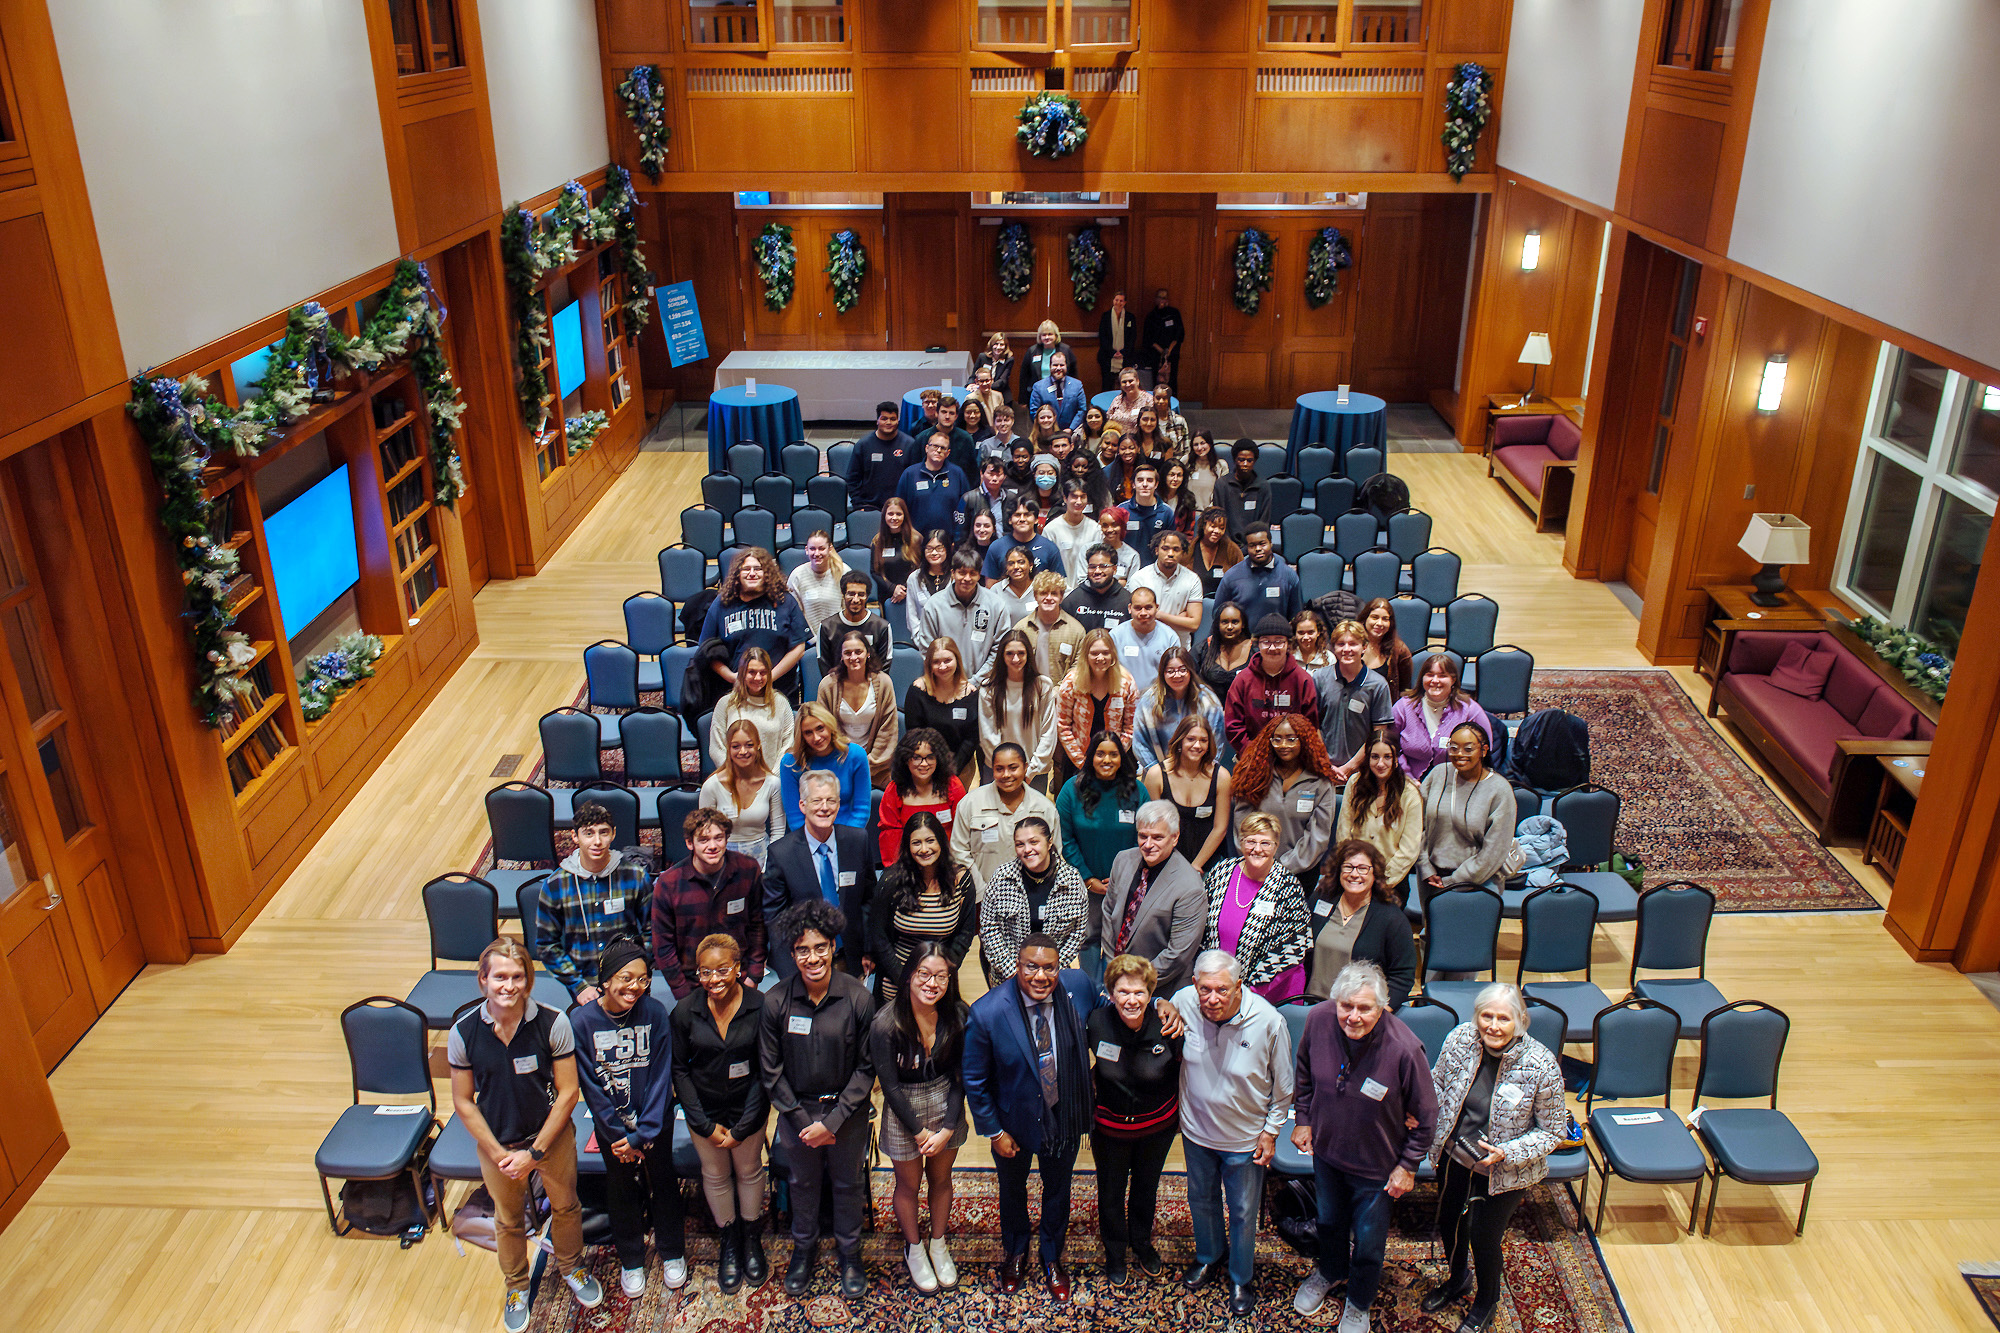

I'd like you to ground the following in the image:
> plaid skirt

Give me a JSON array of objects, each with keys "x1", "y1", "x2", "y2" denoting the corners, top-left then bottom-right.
[{"x1": 877, "y1": 1075, "x2": 969, "y2": 1162}]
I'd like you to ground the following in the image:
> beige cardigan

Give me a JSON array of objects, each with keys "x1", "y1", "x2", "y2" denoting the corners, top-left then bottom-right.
[
  {"x1": 1336, "y1": 773, "x2": 1426, "y2": 885},
  {"x1": 818, "y1": 672, "x2": 899, "y2": 786}
]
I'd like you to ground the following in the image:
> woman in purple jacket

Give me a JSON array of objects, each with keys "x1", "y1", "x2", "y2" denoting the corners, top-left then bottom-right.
[{"x1": 1390, "y1": 654, "x2": 1493, "y2": 781}]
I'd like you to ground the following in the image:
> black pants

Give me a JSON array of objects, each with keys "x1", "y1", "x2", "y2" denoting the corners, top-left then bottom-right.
[
  {"x1": 995, "y1": 1132, "x2": 1080, "y2": 1265},
  {"x1": 605, "y1": 1135, "x2": 687, "y2": 1269},
  {"x1": 1091, "y1": 1126, "x2": 1174, "y2": 1253},
  {"x1": 1435, "y1": 1157, "x2": 1525, "y2": 1311},
  {"x1": 780, "y1": 1107, "x2": 871, "y2": 1256}
]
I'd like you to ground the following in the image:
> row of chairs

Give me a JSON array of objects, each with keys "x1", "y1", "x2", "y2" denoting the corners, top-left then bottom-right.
[{"x1": 716, "y1": 440, "x2": 1387, "y2": 498}]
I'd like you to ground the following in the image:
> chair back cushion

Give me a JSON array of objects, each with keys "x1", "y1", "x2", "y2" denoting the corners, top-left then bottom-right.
[{"x1": 1722, "y1": 629, "x2": 1828, "y2": 676}]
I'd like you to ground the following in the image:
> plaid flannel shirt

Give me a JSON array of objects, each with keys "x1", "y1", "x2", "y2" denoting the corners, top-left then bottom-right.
[
  {"x1": 650, "y1": 851, "x2": 768, "y2": 999},
  {"x1": 532, "y1": 856, "x2": 655, "y2": 996}
]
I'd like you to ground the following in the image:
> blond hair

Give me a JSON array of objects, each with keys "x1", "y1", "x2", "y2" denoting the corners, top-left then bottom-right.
[
  {"x1": 1331, "y1": 619, "x2": 1367, "y2": 646},
  {"x1": 792, "y1": 702, "x2": 843, "y2": 769},
  {"x1": 1238, "y1": 812, "x2": 1282, "y2": 843},
  {"x1": 920, "y1": 636, "x2": 970, "y2": 699},
  {"x1": 478, "y1": 938, "x2": 535, "y2": 984},
  {"x1": 1067, "y1": 627, "x2": 1129, "y2": 695},
  {"x1": 722, "y1": 718, "x2": 772, "y2": 780},
  {"x1": 1103, "y1": 954, "x2": 1158, "y2": 995},
  {"x1": 1037, "y1": 319, "x2": 1061, "y2": 340},
  {"x1": 1030, "y1": 569, "x2": 1067, "y2": 597}
]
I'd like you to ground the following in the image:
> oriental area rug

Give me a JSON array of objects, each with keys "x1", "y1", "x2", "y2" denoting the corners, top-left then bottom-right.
[
  {"x1": 524, "y1": 1169, "x2": 1629, "y2": 1333},
  {"x1": 1528, "y1": 670, "x2": 1878, "y2": 912}
]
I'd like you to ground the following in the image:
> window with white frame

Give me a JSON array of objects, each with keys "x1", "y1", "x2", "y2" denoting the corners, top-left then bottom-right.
[{"x1": 1834, "y1": 346, "x2": 2000, "y2": 655}]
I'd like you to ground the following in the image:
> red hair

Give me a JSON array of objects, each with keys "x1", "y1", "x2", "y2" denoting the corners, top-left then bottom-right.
[{"x1": 1230, "y1": 715, "x2": 1340, "y2": 805}]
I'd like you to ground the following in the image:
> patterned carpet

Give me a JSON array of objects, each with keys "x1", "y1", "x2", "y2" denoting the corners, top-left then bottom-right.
[
  {"x1": 1960, "y1": 1265, "x2": 2000, "y2": 1331},
  {"x1": 524, "y1": 1168, "x2": 1629, "y2": 1333},
  {"x1": 1528, "y1": 670, "x2": 1878, "y2": 912}
]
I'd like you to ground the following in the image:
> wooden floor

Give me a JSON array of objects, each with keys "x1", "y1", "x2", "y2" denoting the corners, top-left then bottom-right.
[{"x1": 4, "y1": 444, "x2": 1998, "y2": 1332}]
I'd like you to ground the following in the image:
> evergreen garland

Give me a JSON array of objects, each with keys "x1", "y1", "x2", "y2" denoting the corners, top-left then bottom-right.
[
  {"x1": 1442, "y1": 62, "x2": 1494, "y2": 183},
  {"x1": 1015, "y1": 92, "x2": 1090, "y2": 159},
  {"x1": 1849, "y1": 615, "x2": 1954, "y2": 701},
  {"x1": 298, "y1": 631, "x2": 385, "y2": 722},
  {"x1": 1232, "y1": 227, "x2": 1276, "y2": 315},
  {"x1": 616, "y1": 64, "x2": 671, "y2": 180},
  {"x1": 996, "y1": 221, "x2": 1033, "y2": 303},
  {"x1": 824, "y1": 228, "x2": 868, "y2": 314},
  {"x1": 603, "y1": 167, "x2": 656, "y2": 336},
  {"x1": 501, "y1": 207, "x2": 556, "y2": 427},
  {"x1": 754, "y1": 222, "x2": 796, "y2": 311},
  {"x1": 565, "y1": 410, "x2": 610, "y2": 455},
  {"x1": 1068, "y1": 226, "x2": 1107, "y2": 310},
  {"x1": 1304, "y1": 227, "x2": 1354, "y2": 308}
]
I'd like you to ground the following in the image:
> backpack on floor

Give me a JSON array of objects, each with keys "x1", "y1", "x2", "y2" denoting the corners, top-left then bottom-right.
[
  {"x1": 1506, "y1": 708, "x2": 1590, "y2": 792},
  {"x1": 340, "y1": 1170, "x2": 436, "y2": 1243},
  {"x1": 1267, "y1": 1176, "x2": 1320, "y2": 1258}
]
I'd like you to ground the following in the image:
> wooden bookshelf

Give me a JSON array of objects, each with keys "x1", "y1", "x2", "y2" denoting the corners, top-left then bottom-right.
[{"x1": 376, "y1": 374, "x2": 448, "y2": 622}]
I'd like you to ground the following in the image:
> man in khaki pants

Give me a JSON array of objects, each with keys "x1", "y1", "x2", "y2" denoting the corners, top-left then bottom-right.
[{"x1": 448, "y1": 939, "x2": 605, "y2": 1332}]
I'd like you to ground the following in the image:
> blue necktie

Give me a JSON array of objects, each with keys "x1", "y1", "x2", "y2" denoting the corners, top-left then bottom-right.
[{"x1": 817, "y1": 843, "x2": 838, "y2": 908}]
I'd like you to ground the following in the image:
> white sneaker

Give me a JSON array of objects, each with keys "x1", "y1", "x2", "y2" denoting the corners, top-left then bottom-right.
[
  {"x1": 905, "y1": 1242, "x2": 939, "y2": 1293},
  {"x1": 501, "y1": 1290, "x2": 530, "y2": 1333},
  {"x1": 1294, "y1": 1270, "x2": 1334, "y2": 1315},
  {"x1": 563, "y1": 1268, "x2": 605, "y2": 1309},
  {"x1": 620, "y1": 1266, "x2": 646, "y2": 1299},
  {"x1": 1337, "y1": 1300, "x2": 1371, "y2": 1333},
  {"x1": 662, "y1": 1257, "x2": 688, "y2": 1289},
  {"x1": 928, "y1": 1236, "x2": 958, "y2": 1289}
]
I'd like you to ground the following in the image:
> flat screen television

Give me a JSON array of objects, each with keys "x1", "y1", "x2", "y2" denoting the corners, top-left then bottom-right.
[
  {"x1": 552, "y1": 300, "x2": 585, "y2": 401},
  {"x1": 264, "y1": 464, "x2": 360, "y2": 638}
]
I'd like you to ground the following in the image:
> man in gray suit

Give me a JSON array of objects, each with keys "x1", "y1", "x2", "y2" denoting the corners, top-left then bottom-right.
[{"x1": 1094, "y1": 800, "x2": 1209, "y2": 996}]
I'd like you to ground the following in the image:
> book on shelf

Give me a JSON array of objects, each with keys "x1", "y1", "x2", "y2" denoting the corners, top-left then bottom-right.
[
  {"x1": 221, "y1": 571, "x2": 257, "y2": 609},
  {"x1": 395, "y1": 513, "x2": 434, "y2": 571},
  {"x1": 405, "y1": 557, "x2": 441, "y2": 615},
  {"x1": 387, "y1": 473, "x2": 426, "y2": 526},
  {"x1": 379, "y1": 425, "x2": 420, "y2": 475},
  {"x1": 227, "y1": 716, "x2": 288, "y2": 794},
  {"x1": 205, "y1": 490, "x2": 236, "y2": 546}
]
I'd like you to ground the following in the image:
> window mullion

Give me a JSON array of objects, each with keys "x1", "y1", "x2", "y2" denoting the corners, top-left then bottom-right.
[{"x1": 1889, "y1": 479, "x2": 1943, "y2": 625}]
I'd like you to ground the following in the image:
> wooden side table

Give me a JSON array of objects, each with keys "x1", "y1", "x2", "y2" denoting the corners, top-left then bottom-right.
[
  {"x1": 1864, "y1": 753, "x2": 1926, "y2": 880},
  {"x1": 1696, "y1": 585, "x2": 1845, "y2": 684}
]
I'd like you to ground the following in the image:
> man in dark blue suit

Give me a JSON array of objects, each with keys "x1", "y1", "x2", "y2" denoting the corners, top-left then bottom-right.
[
  {"x1": 965, "y1": 936, "x2": 1187, "y2": 1300},
  {"x1": 761, "y1": 770, "x2": 874, "y2": 980}
]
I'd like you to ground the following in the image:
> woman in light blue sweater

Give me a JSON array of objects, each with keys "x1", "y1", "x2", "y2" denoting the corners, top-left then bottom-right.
[{"x1": 778, "y1": 703, "x2": 872, "y2": 828}]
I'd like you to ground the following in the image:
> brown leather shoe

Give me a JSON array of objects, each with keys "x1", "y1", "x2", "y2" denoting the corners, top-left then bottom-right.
[
  {"x1": 997, "y1": 1250, "x2": 1026, "y2": 1294},
  {"x1": 1045, "y1": 1259, "x2": 1072, "y2": 1301}
]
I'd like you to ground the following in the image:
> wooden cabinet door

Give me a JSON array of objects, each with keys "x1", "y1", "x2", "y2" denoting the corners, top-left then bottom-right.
[
  {"x1": 809, "y1": 218, "x2": 887, "y2": 350},
  {"x1": 0, "y1": 476, "x2": 134, "y2": 1069}
]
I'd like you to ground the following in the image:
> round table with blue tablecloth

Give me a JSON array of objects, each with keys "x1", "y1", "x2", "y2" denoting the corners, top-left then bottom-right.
[
  {"x1": 708, "y1": 383, "x2": 804, "y2": 473},
  {"x1": 900, "y1": 384, "x2": 968, "y2": 437},
  {"x1": 1285, "y1": 390, "x2": 1387, "y2": 470},
  {"x1": 1091, "y1": 390, "x2": 1179, "y2": 414}
]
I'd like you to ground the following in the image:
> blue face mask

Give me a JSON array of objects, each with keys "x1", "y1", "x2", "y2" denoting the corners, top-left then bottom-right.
[{"x1": 1036, "y1": 475, "x2": 1056, "y2": 491}]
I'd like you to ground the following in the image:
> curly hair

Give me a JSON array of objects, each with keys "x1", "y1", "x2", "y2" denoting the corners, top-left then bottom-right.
[
  {"x1": 1231, "y1": 714, "x2": 1340, "y2": 806},
  {"x1": 888, "y1": 726, "x2": 951, "y2": 797},
  {"x1": 716, "y1": 546, "x2": 789, "y2": 606},
  {"x1": 773, "y1": 898, "x2": 846, "y2": 952}
]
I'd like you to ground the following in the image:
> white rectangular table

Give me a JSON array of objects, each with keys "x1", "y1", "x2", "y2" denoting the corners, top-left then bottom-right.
[{"x1": 714, "y1": 350, "x2": 972, "y2": 421}]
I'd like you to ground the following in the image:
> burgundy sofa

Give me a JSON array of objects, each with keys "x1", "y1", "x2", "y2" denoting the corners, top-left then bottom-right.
[
  {"x1": 1487, "y1": 412, "x2": 1580, "y2": 531},
  {"x1": 1711, "y1": 629, "x2": 1936, "y2": 837}
]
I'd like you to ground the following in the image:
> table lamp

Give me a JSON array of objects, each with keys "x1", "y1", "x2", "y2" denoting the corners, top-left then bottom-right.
[
  {"x1": 1738, "y1": 513, "x2": 1812, "y2": 606},
  {"x1": 1516, "y1": 333, "x2": 1553, "y2": 407}
]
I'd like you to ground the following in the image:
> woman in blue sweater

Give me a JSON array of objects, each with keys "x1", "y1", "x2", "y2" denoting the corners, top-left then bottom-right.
[
  {"x1": 570, "y1": 937, "x2": 685, "y2": 1300},
  {"x1": 778, "y1": 703, "x2": 872, "y2": 828}
]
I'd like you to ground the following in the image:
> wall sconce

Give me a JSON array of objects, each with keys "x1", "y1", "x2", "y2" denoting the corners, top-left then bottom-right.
[
  {"x1": 1757, "y1": 354, "x2": 1788, "y2": 413},
  {"x1": 1520, "y1": 230, "x2": 1541, "y2": 271},
  {"x1": 1983, "y1": 383, "x2": 1999, "y2": 411}
]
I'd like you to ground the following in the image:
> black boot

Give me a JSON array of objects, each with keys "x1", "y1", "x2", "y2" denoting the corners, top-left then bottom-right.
[
  {"x1": 1456, "y1": 1304, "x2": 1498, "y2": 1333},
  {"x1": 784, "y1": 1240, "x2": 817, "y2": 1297},
  {"x1": 1422, "y1": 1268, "x2": 1474, "y2": 1314},
  {"x1": 717, "y1": 1219, "x2": 743, "y2": 1294},
  {"x1": 742, "y1": 1214, "x2": 770, "y2": 1289},
  {"x1": 1104, "y1": 1243, "x2": 1129, "y2": 1286}
]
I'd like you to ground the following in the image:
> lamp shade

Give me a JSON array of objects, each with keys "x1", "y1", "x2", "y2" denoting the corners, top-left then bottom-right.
[
  {"x1": 1738, "y1": 513, "x2": 1811, "y2": 566},
  {"x1": 1518, "y1": 333, "x2": 1553, "y2": 366}
]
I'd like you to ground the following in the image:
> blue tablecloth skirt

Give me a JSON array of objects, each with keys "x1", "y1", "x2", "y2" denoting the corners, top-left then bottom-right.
[
  {"x1": 1285, "y1": 391, "x2": 1388, "y2": 470},
  {"x1": 900, "y1": 384, "x2": 969, "y2": 436},
  {"x1": 708, "y1": 384, "x2": 804, "y2": 473}
]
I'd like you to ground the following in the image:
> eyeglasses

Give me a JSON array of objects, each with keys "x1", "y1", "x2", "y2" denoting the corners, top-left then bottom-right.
[
  {"x1": 791, "y1": 942, "x2": 834, "y2": 959},
  {"x1": 1017, "y1": 961, "x2": 1060, "y2": 976},
  {"x1": 696, "y1": 966, "x2": 739, "y2": 981},
  {"x1": 1445, "y1": 744, "x2": 1482, "y2": 756}
]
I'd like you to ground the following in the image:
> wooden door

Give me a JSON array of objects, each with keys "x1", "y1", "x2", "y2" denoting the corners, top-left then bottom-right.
[
  {"x1": 1277, "y1": 218, "x2": 1358, "y2": 402},
  {"x1": 1209, "y1": 221, "x2": 1283, "y2": 407},
  {"x1": 808, "y1": 217, "x2": 888, "y2": 350},
  {"x1": 1602, "y1": 242, "x2": 1700, "y2": 596},
  {"x1": 0, "y1": 473, "x2": 135, "y2": 1069}
]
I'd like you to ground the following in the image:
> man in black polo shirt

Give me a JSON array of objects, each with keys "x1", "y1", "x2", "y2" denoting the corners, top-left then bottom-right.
[
  {"x1": 847, "y1": 401, "x2": 915, "y2": 510},
  {"x1": 448, "y1": 939, "x2": 604, "y2": 1333}
]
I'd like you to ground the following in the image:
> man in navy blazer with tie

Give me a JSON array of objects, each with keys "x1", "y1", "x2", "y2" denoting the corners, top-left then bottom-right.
[{"x1": 761, "y1": 770, "x2": 875, "y2": 979}]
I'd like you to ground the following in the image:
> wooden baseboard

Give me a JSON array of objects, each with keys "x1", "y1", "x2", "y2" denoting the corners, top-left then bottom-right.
[
  {"x1": 1883, "y1": 912, "x2": 1954, "y2": 963},
  {"x1": 0, "y1": 1133, "x2": 67, "y2": 1234}
]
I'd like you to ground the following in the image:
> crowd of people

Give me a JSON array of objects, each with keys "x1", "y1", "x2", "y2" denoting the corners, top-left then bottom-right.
[{"x1": 457, "y1": 346, "x2": 1557, "y2": 1333}]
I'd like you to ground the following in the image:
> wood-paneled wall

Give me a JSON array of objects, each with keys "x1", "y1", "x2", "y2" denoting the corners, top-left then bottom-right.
[{"x1": 596, "y1": 0, "x2": 1511, "y2": 191}]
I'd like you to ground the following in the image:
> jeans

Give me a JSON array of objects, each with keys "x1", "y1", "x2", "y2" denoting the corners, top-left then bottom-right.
[
  {"x1": 1185, "y1": 1142, "x2": 1265, "y2": 1287},
  {"x1": 478, "y1": 1121, "x2": 583, "y2": 1294},
  {"x1": 778, "y1": 1107, "x2": 871, "y2": 1256},
  {"x1": 1091, "y1": 1127, "x2": 1175, "y2": 1253},
  {"x1": 603, "y1": 1133, "x2": 687, "y2": 1268},
  {"x1": 1437, "y1": 1157, "x2": 1525, "y2": 1310},
  {"x1": 1313, "y1": 1160, "x2": 1393, "y2": 1314},
  {"x1": 994, "y1": 1133, "x2": 1080, "y2": 1265}
]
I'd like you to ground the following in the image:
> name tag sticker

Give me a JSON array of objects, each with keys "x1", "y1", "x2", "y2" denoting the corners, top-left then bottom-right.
[
  {"x1": 1265, "y1": 586, "x2": 1279, "y2": 597},
  {"x1": 728, "y1": 1061, "x2": 751, "y2": 1079},
  {"x1": 1118, "y1": 810, "x2": 1135, "y2": 824},
  {"x1": 916, "y1": 481, "x2": 930, "y2": 492},
  {"x1": 1251, "y1": 898, "x2": 1275, "y2": 916},
  {"x1": 1273, "y1": 693, "x2": 1290, "y2": 706},
  {"x1": 513, "y1": 1055, "x2": 539, "y2": 1075},
  {"x1": 1496, "y1": 1084, "x2": 1526, "y2": 1107},
  {"x1": 1244, "y1": 500, "x2": 1257, "y2": 510},
  {"x1": 1060, "y1": 643, "x2": 1074, "y2": 655},
  {"x1": 1349, "y1": 697, "x2": 1366, "y2": 713},
  {"x1": 952, "y1": 707, "x2": 968, "y2": 720},
  {"x1": 1195, "y1": 805, "x2": 1213, "y2": 818},
  {"x1": 938, "y1": 808, "x2": 952, "y2": 823},
  {"x1": 1126, "y1": 519, "x2": 1139, "y2": 531},
  {"x1": 726, "y1": 898, "x2": 746, "y2": 915},
  {"x1": 838, "y1": 871, "x2": 857, "y2": 887},
  {"x1": 982, "y1": 827, "x2": 1001, "y2": 843},
  {"x1": 788, "y1": 1015, "x2": 814, "y2": 1035},
  {"x1": 1360, "y1": 1077, "x2": 1389, "y2": 1101},
  {"x1": 1296, "y1": 798, "x2": 1314, "y2": 813},
  {"x1": 604, "y1": 897, "x2": 624, "y2": 914},
  {"x1": 1096, "y1": 1041, "x2": 1123, "y2": 1062},
  {"x1": 1123, "y1": 646, "x2": 1139, "y2": 656},
  {"x1": 1314, "y1": 901, "x2": 1332, "y2": 917},
  {"x1": 871, "y1": 452, "x2": 884, "y2": 462}
]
